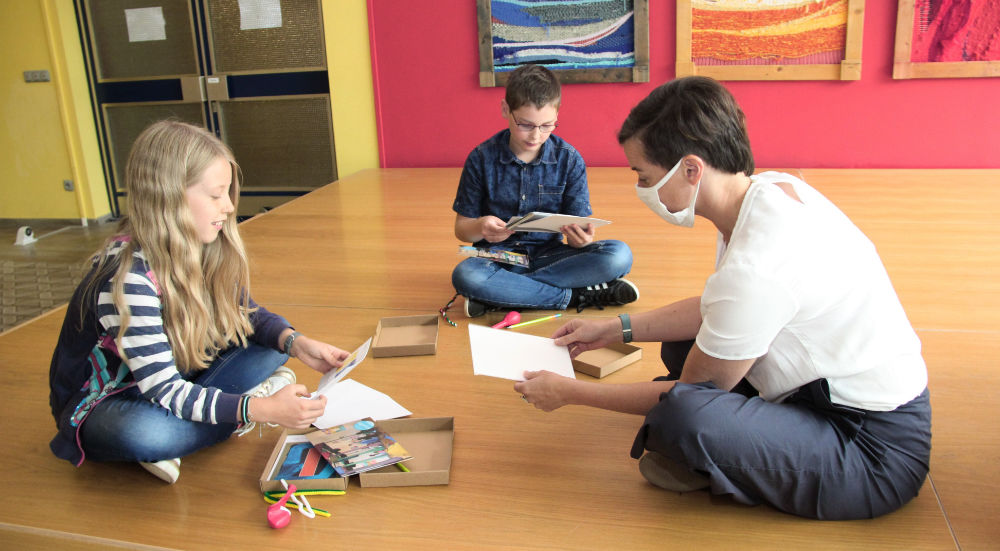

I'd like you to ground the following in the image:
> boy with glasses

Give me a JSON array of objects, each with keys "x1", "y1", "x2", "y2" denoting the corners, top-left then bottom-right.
[{"x1": 451, "y1": 64, "x2": 637, "y2": 318}]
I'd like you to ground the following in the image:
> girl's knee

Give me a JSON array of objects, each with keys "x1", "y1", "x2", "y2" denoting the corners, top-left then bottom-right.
[
  {"x1": 199, "y1": 343, "x2": 285, "y2": 392},
  {"x1": 120, "y1": 420, "x2": 231, "y2": 461},
  {"x1": 84, "y1": 417, "x2": 179, "y2": 461}
]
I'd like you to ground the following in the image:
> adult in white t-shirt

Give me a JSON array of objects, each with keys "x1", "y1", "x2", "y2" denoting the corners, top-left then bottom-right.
[{"x1": 513, "y1": 76, "x2": 931, "y2": 520}]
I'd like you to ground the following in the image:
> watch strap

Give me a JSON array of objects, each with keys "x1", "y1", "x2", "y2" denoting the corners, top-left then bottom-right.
[
  {"x1": 282, "y1": 330, "x2": 302, "y2": 357},
  {"x1": 618, "y1": 313, "x2": 633, "y2": 343}
]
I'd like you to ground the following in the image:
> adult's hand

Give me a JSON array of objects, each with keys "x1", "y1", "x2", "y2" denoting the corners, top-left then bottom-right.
[{"x1": 552, "y1": 317, "x2": 621, "y2": 358}]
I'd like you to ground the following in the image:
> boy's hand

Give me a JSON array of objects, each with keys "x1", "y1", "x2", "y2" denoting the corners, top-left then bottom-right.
[
  {"x1": 561, "y1": 223, "x2": 594, "y2": 248},
  {"x1": 481, "y1": 216, "x2": 515, "y2": 243}
]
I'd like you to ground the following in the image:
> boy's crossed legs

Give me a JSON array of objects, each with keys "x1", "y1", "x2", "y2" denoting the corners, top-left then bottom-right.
[{"x1": 452, "y1": 239, "x2": 636, "y2": 316}]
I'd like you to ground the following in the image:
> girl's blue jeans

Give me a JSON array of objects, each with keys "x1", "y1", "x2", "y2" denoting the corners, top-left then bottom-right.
[{"x1": 80, "y1": 343, "x2": 286, "y2": 462}]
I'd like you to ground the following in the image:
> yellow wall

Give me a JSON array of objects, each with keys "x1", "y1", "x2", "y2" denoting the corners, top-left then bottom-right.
[
  {"x1": 47, "y1": 0, "x2": 111, "y2": 221},
  {"x1": 325, "y1": 0, "x2": 380, "y2": 175},
  {"x1": 0, "y1": 0, "x2": 105, "y2": 220},
  {"x1": 1, "y1": 0, "x2": 377, "y2": 221}
]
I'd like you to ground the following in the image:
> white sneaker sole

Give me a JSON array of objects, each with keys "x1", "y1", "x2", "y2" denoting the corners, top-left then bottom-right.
[{"x1": 139, "y1": 457, "x2": 181, "y2": 484}]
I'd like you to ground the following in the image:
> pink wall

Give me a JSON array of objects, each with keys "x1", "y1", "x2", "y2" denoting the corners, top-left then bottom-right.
[{"x1": 368, "y1": 2, "x2": 1000, "y2": 169}]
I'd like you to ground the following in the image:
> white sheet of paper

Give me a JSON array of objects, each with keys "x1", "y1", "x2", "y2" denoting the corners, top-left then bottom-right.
[
  {"x1": 506, "y1": 212, "x2": 611, "y2": 233},
  {"x1": 314, "y1": 337, "x2": 372, "y2": 396},
  {"x1": 468, "y1": 324, "x2": 576, "y2": 381},
  {"x1": 312, "y1": 379, "x2": 411, "y2": 429},
  {"x1": 239, "y1": 0, "x2": 282, "y2": 30},
  {"x1": 125, "y1": 7, "x2": 166, "y2": 42}
]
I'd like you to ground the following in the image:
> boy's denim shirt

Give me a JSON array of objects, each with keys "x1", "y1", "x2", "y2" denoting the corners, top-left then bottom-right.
[{"x1": 453, "y1": 129, "x2": 592, "y2": 252}]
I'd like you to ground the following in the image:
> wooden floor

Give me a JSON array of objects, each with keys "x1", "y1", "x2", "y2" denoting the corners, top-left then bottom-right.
[{"x1": 1, "y1": 168, "x2": 997, "y2": 550}]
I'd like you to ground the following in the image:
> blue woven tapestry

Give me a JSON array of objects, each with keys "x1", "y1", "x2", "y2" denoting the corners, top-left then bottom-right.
[{"x1": 491, "y1": 0, "x2": 636, "y2": 72}]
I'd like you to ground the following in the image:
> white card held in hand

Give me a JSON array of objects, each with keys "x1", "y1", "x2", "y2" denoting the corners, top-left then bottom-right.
[
  {"x1": 313, "y1": 337, "x2": 372, "y2": 397},
  {"x1": 468, "y1": 324, "x2": 576, "y2": 381}
]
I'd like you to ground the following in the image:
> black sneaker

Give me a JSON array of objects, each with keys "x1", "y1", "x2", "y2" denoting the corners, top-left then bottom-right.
[
  {"x1": 571, "y1": 278, "x2": 639, "y2": 312},
  {"x1": 463, "y1": 297, "x2": 490, "y2": 318}
]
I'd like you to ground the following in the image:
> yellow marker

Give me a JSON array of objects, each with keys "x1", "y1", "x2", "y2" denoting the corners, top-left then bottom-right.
[
  {"x1": 507, "y1": 314, "x2": 562, "y2": 329},
  {"x1": 396, "y1": 463, "x2": 411, "y2": 472}
]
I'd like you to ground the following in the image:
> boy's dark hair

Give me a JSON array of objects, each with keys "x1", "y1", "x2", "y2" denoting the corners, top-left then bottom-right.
[
  {"x1": 617, "y1": 76, "x2": 754, "y2": 176},
  {"x1": 505, "y1": 64, "x2": 561, "y2": 111}
]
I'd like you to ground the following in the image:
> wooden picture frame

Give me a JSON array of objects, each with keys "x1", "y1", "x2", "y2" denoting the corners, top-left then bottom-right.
[
  {"x1": 477, "y1": 0, "x2": 649, "y2": 87},
  {"x1": 676, "y1": 0, "x2": 865, "y2": 81},
  {"x1": 893, "y1": 0, "x2": 1000, "y2": 79}
]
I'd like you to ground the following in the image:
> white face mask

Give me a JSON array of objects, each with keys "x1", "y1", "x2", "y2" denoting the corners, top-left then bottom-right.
[{"x1": 635, "y1": 158, "x2": 699, "y2": 227}]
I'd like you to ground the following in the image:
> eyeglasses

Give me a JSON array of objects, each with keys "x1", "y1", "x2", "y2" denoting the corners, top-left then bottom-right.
[{"x1": 514, "y1": 120, "x2": 558, "y2": 134}]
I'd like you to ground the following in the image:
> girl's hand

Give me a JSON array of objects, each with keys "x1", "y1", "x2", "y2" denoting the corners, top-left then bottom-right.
[
  {"x1": 292, "y1": 336, "x2": 350, "y2": 374},
  {"x1": 551, "y1": 317, "x2": 620, "y2": 358},
  {"x1": 514, "y1": 370, "x2": 576, "y2": 412},
  {"x1": 253, "y1": 384, "x2": 327, "y2": 429},
  {"x1": 561, "y1": 223, "x2": 594, "y2": 248}
]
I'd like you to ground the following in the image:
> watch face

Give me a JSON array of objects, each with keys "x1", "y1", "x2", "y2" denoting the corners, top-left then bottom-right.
[{"x1": 284, "y1": 332, "x2": 298, "y2": 354}]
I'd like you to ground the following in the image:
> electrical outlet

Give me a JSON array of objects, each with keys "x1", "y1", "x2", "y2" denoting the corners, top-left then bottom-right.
[
  {"x1": 23, "y1": 70, "x2": 51, "y2": 83},
  {"x1": 63, "y1": 180, "x2": 74, "y2": 191}
]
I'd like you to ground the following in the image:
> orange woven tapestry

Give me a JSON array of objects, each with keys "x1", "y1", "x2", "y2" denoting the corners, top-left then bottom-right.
[{"x1": 692, "y1": 0, "x2": 848, "y2": 66}]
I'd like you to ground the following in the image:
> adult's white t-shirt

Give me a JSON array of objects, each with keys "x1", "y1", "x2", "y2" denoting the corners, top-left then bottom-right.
[{"x1": 696, "y1": 172, "x2": 927, "y2": 411}]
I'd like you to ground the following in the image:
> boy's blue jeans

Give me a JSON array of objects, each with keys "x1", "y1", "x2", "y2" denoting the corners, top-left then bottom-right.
[
  {"x1": 451, "y1": 239, "x2": 633, "y2": 309},
  {"x1": 80, "y1": 344, "x2": 286, "y2": 462}
]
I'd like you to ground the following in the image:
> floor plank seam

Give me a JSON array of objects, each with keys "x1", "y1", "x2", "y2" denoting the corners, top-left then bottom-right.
[{"x1": 928, "y1": 474, "x2": 962, "y2": 550}]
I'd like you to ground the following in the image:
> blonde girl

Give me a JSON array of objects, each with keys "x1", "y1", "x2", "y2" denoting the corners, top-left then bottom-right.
[{"x1": 49, "y1": 120, "x2": 348, "y2": 483}]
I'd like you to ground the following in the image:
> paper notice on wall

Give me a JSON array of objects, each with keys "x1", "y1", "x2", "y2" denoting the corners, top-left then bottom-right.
[
  {"x1": 125, "y1": 7, "x2": 167, "y2": 42},
  {"x1": 239, "y1": 0, "x2": 283, "y2": 30}
]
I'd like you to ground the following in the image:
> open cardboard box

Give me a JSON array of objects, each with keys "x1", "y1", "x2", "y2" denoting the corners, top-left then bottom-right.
[
  {"x1": 571, "y1": 342, "x2": 642, "y2": 378},
  {"x1": 259, "y1": 428, "x2": 348, "y2": 493},
  {"x1": 372, "y1": 314, "x2": 439, "y2": 357},
  {"x1": 359, "y1": 417, "x2": 455, "y2": 487}
]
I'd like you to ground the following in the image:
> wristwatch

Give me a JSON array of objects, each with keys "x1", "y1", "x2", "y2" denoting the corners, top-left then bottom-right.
[
  {"x1": 618, "y1": 313, "x2": 633, "y2": 343},
  {"x1": 282, "y1": 330, "x2": 302, "y2": 357}
]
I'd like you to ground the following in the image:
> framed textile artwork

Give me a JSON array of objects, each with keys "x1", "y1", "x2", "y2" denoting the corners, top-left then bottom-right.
[
  {"x1": 477, "y1": 0, "x2": 649, "y2": 86},
  {"x1": 893, "y1": 0, "x2": 1000, "y2": 79},
  {"x1": 676, "y1": 0, "x2": 865, "y2": 81}
]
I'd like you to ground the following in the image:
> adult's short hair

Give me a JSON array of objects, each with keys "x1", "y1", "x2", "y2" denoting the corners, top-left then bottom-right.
[{"x1": 618, "y1": 76, "x2": 754, "y2": 176}]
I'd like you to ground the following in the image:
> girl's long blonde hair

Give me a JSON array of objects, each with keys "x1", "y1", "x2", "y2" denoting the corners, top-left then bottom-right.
[{"x1": 95, "y1": 120, "x2": 254, "y2": 372}]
